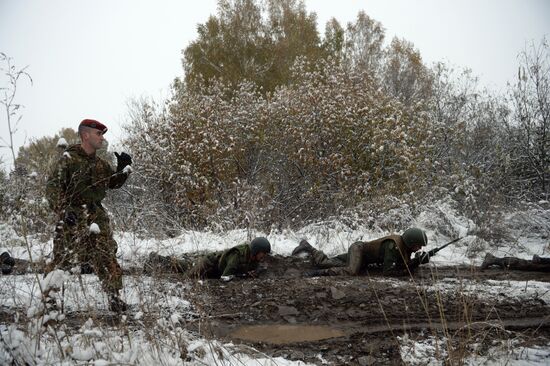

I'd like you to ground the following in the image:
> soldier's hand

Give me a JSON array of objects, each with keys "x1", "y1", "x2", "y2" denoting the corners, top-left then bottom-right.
[
  {"x1": 114, "y1": 152, "x2": 132, "y2": 172},
  {"x1": 221, "y1": 275, "x2": 235, "y2": 282},
  {"x1": 64, "y1": 211, "x2": 78, "y2": 226},
  {"x1": 247, "y1": 270, "x2": 258, "y2": 278},
  {"x1": 414, "y1": 251, "x2": 430, "y2": 264}
]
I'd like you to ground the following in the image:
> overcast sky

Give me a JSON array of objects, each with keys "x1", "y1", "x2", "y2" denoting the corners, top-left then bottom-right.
[{"x1": 1, "y1": 0, "x2": 549, "y2": 171}]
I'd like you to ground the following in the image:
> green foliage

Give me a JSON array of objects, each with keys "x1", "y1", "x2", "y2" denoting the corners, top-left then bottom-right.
[
  {"x1": 323, "y1": 18, "x2": 345, "y2": 60},
  {"x1": 0, "y1": 129, "x2": 79, "y2": 234},
  {"x1": 15, "y1": 128, "x2": 78, "y2": 178},
  {"x1": 383, "y1": 38, "x2": 433, "y2": 105},
  {"x1": 182, "y1": 0, "x2": 326, "y2": 95}
]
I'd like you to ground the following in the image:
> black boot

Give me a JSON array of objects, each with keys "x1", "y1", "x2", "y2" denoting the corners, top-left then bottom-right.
[
  {"x1": 533, "y1": 255, "x2": 550, "y2": 265},
  {"x1": 481, "y1": 253, "x2": 503, "y2": 269},
  {"x1": 109, "y1": 294, "x2": 128, "y2": 312},
  {"x1": 144, "y1": 252, "x2": 186, "y2": 274},
  {"x1": 292, "y1": 240, "x2": 314, "y2": 256},
  {"x1": 303, "y1": 269, "x2": 326, "y2": 277},
  {"x1": 0, "y1": 252, "x2": 15, "y2": 275},
  {"x1": 144, "y1": 252, "x2": 166, "y2": 273}
]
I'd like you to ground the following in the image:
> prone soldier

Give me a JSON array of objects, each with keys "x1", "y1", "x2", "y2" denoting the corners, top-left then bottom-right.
[
  {"x1": 292, "y1": 227, "x2": 429, "y2": 276},
  {"x1": 144, "y1": 237, "x2": 271, "y2": 280},
  {"x1": 481, "y1": 253, "x2": 550, "y2": 272}
]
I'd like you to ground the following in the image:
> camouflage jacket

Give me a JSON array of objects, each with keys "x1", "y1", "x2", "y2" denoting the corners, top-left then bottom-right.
[
  {"x1": 46, "y1": 144, "x2": 127, "y2": 213},
  {"x1": 217, "y1": 243, "x2": 258, "y2": 277},
  {"x1": 379, "y1": 237, "x2": 413, "y2": 275},
  {"x1": 355, "y1": 235, "x2": 413, "y2": 275}
]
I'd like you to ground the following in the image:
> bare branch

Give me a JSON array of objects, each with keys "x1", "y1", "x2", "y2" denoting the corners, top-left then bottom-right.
[{"x1": 0, "y1": 53, "x2": 32, "y2": 170}]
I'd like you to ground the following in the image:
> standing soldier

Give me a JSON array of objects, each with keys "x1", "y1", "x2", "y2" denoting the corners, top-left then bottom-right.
[
  {"x1": 292, "y1": 227, "x2": 428, "y2": 276},
  {"x1": 46, "y1": 119, "x2": 132, "y2": 312}
]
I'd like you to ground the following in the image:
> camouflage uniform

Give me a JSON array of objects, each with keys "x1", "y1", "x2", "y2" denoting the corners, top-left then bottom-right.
[
  {"x1": 46, "y1": 144, "x2": 128, "y2": 294},
  {"x1": 148, "y1": 243, "x2": 259, "y2": 279},
  {"x1": 310, "y1": 235, "x2": 416, "y2": 276},
  {"x1": 481, "y1": 254, "x2": 550, "y2": 272}
]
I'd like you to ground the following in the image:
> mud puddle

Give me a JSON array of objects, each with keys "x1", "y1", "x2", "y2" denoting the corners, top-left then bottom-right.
[
  {"x1": 221, "y1": 316, "x2": 549, "y2": 346},
  {"x1": 229, "y1": 324, "x2": 346, "y2": 344},
  {"x1": 165, "y1": 256, "x2": 550, "y2": 364}
]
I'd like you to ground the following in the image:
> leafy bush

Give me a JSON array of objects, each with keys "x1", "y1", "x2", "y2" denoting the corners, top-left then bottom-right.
[{"x1": 124, "y1": 58, "x2": 435, "y2": 230}]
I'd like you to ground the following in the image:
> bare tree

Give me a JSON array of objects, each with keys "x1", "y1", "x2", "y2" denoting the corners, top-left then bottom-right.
[
  {"x1": 508, "y1": 39, "x2": 550, "y2": 198},
  {"x1": 344, "y1": 11, "x2": 385, "y2": 75},
  {"x1": 0, "y1": 53, "x2": 32, "y2": 170}
]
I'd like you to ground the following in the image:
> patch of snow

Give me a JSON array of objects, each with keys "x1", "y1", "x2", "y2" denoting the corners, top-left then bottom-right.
[
  {"x1": 425, "y1": 278, "x2": 550, "y2": 305},
  {"x1": 465, "y1": 344, "x2": 550, "y2": 365},
  {"x1": 72, "y1": 346, "x2": 95, "y2": 361},
  {"x1": 1, "y1": 321, "x2": 314, "y2": 366},
  {"x1": 505, "y1": 208, "x2": 550, "y2": 240},
  {"x1": 400, "y1": 335, "x2": 550, "y2": 365},
  {"x1": 56, "y1": 137, "x2": 68, "y2": 148},
  {"x1": 40, "y1": 269, "x2": 69, "y2": 291},
  {"x1": 89, "y1": 223, "x2": 101, "y2": 234},
  {"x1": 0, "y1": 222, "x2": 25, "y2": 249},
  {"x1": 399, "y1": 334, "x2": 447, "y2": 365}
]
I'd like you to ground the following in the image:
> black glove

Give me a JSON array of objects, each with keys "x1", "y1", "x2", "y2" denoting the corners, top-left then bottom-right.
[
  {"x1": 65, "y1": 211, "x2": 77, "y2": 226},
  {"x1": 0, "y1": 252, "x2": 15, "y2": 267},
  {"x1": 1, "y1": 252, "x2": 16, "y2": 275},
  {"x1": 114, "y1": 152, "x2": 132, "y2": 173},
  {"x1": 414, "y1": 251, "x2": 430, "y2": 264},
  {"x1": 80, "y1": 262, "x2": 94, "y2": 274}
]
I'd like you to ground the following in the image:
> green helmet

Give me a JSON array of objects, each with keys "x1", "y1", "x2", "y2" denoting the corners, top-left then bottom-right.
[
  {"x1": 402, "y1": 228, "x2": 427, "y2": 248},
  {"x1": 249, "y1": 237, "x2": 271, "y2": 256}
]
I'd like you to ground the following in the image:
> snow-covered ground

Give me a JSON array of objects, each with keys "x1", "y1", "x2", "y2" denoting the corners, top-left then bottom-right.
[{"x1": 1, "y1": 200, "x2": 549, "y2": 365}]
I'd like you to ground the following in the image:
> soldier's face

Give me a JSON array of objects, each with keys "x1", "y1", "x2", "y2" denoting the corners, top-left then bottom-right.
[
  {"x1": 254, "y1": 252, "x2": 267, "y2": 262},
  {"x1": 410, "y1": 244, "x2": 422, "y2": 252},
  {"x1": 86, "y1": 129, "x2": 105, "y2": 150}
]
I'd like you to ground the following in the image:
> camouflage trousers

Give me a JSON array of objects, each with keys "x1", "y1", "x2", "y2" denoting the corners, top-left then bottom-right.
[
  {"x1": 310, "y1": 242, "x2": 368, "y2": 276},
  {"x1": 145, "y1": 252, "x2": 220, "y2": 279},
  {"x1": 186, "y1": 253, "x2": 221, "y2": 279},
  {"x1": 50, "y1": 205, "x2": 122, "y2": 293},
  {"x1": 309, "y1": 248, "x2": 350, "y2": 275},
  {"x1": 494, "y1": 256, "x2": 550, "y2": 272}
]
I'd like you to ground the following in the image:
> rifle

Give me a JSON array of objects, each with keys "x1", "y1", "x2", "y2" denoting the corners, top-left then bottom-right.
[
  {"x1": 221, "y1": 267, "x2": 267, "y2": 282},
  {"x1": 413, "y1": 237, "x2": 463, "y2": 265},
  {"x1": 427, "y1": 237, "x2": 463, "y2": 257}
]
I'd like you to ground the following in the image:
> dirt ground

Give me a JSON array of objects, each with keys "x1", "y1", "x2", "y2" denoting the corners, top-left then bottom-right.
[
  {"x1": 183, "y1": 255, "x2": 550, "y2": 365},
  {"x1": 2, "y1": 255, "x2": 550, "y2": 365}
]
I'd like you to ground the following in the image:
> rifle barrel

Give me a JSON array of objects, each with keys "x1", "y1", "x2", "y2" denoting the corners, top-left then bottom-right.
[
  {"x1": 429, "y1": 237, "x2": 463, "y2": 256},
  {"x1": 441, "y1": 237, "x2": 462, "y2": 248}
]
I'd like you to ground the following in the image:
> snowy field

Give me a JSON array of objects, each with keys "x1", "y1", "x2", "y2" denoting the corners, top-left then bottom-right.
[{"x1": 1, "y1": 200, "x2": 549, "y2": 365}]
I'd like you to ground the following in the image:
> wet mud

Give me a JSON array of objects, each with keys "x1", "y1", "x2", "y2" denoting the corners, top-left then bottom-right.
[
  {"x1": 3, "y1": 254, "x2": 550, "y2": 365},
  {"x1": 229, "y1": 324, "x2": 346, "y2": 344},
  {"x1": 183, "y1": 255, "x2": 550, "y2": 365}
]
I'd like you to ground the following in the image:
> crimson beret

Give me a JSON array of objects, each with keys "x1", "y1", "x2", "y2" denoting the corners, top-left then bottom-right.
[{"x1": 79, "y1": 119, "x2": 108, "y2": 134}]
